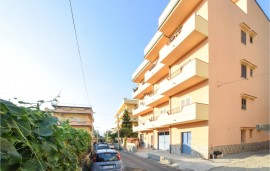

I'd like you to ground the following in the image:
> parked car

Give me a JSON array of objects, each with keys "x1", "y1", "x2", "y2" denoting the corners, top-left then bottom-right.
[
  {"x1": 94, "y1": 143, "x2": 110, "y2": 150},
  {"x1": 90, "y1": 149, "x2": 123, "y2": 171},
  {"x1": 108, "y1": 143, "x2": 114, "y2": 149}
]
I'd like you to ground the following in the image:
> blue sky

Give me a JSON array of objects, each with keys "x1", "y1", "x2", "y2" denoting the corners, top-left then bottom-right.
[{"x1": 0, "y1": 0, "x2": 269, "y2": 135}]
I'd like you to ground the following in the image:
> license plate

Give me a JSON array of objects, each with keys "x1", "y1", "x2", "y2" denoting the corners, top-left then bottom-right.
[{"x1": 101, "y1": 165, "x2": 115, "y2": 169}]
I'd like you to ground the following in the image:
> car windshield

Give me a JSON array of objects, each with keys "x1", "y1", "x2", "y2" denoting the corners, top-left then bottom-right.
[
  {"x1": 96, "y1": 152, "x2": 118, "y2": 162},
  {"x1": 95, "y1": 144, "x2": 109, "y2": 150}
]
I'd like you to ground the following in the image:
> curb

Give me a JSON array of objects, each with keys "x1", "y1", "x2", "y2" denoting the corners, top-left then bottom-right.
[{"x1": 148, "y1": 153, "x2": 176, "y2": 165}]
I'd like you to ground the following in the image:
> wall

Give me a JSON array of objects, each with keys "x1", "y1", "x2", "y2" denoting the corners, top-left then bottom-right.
[
  {"x1": 208, "y1": 0, "x2": 269, "y2": 151},
  {"x1": 171, "y1": 121, "x2": 209, "y2": 158}
]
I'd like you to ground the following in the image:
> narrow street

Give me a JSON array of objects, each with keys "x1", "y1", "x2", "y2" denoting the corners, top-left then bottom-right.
[{"x1": 120, "y1": 151, "x2": 179, "y2": 171}]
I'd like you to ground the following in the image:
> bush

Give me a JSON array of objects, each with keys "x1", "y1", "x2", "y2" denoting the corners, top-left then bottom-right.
[{"x1": 0, "y1": 99, "x2": 91, "y2": 171}]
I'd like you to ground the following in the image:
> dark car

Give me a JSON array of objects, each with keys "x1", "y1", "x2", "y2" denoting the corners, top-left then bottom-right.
[
  {"x1": 90, "y1": 149, "x2": 123, "y2": 171},
  {"x1": 94, "y1": 143, "x2": 110, "y2": 150}
]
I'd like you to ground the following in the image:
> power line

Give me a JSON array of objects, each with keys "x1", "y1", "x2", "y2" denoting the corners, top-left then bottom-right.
[
  {"x1": 217, "y1": 72, "x2": 269, "y2": 87},
  {"x1": 68, "y1": 0, "x2": 90, "y2": 106}
]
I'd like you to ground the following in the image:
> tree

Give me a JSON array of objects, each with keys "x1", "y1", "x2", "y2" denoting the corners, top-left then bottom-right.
[{"x1": 120, "y1": 109, "x2": 137, "y2": 138}]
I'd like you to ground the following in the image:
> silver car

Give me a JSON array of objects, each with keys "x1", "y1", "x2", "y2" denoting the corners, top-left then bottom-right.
[{"x1": 90, "y1": 149, "x2": 124, "y2": 171}]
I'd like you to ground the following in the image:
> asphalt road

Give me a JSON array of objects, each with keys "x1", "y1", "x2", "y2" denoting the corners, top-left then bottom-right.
[{"x1": 120, "y1": 151, "x2": 179, "y2": 171}]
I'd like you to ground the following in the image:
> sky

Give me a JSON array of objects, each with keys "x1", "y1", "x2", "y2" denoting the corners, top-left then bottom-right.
[{"x1": 0, "y1": 0, "x2": 269, "y2": 135}]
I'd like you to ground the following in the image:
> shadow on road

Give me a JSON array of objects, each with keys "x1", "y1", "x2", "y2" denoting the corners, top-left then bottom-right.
[{"x1": 124, "y1": 167, "x2": 148, "y2": 171}]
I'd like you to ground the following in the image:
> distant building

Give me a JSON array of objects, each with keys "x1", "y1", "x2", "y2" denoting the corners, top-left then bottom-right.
[
  {"x1": 131, "y1": 0, "x2": 269, "y2": 158},
  {"x1": 51, "y1": 104, "x2": 94, "y2": 136},
  {"x1": 114, "y1": 98, "x2": 138, "y2": 128}
]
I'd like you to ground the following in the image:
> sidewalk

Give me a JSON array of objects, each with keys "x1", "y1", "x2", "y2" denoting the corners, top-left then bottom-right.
[{"x1": 134, "y1": 148, "x2": 270, "y2": 171}]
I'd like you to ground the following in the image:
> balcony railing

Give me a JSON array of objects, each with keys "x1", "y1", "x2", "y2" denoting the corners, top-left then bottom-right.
[
  {"x1": 158, "y1": 0, "x2": 203, "y2": 36},
  {"x1": 160, "y1": 59, "x2": 208, "y2": 96},
  {"x1": 144, "y1": 61, "x2": 167, "y2": 84},
  {"x1": 132, "y1": 82, "x2": 152, "y2": 99},
  {"x1": 144, "y1": 88, "x2": 167, "y2": 107},
  {"x1": 133, "y1": 102, "x2": 153, "y2": 116},
  {"x1": 144, "y1": 31, "x2": 169, "y2": 61},
  {"x1": 132, "y1": 59, "x2": 151, "y2": 83},
  {"x1": 151, "y1": 103, "x2": 208, "y2": 128},
  {"x1": 159, "y1": 14, "x2": 208, "y2": 66}
]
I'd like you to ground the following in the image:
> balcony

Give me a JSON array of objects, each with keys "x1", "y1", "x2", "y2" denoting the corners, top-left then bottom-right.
[
  {"x1": 159, "y1": 14, "x2": 208, "y2": 66},
  {"x1": 144, "y1": 31, "x2": 169, "y2": 62},
  {"x1": 132, "y1": 59, "x2": 151, "y2": 83},
  {"x1": 145, "y1": 61, "x2": 168, "y2": 84},
  {"x1": 132, "y1": 82, "x2": 152, "y2": 99},
  {"x1": 69, "y1": 121, "x2": 92, "y2": 127},
  {"x1": 160, "y1": 59, "x2": 208, "y2": 96},
  {"x1": 133, "y1": 120, "x2": 154, "y2": 132},
  {"x1": 133, "y1": 103, "x2": 153, "y2": 116},
  {"x1": 151, "y1": 103, "x2": 208, "y2": 128},
  {"x1": 158, "y1": 0, "x2": 203, "y2": 36},
  {"x1": 144, "y1": 89, "x2": 168, "y2": 107}
]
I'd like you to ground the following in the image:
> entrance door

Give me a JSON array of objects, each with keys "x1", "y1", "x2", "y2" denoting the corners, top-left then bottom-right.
[
  {"x1": 182, "y1": 132, "x2": 191, "y2": 154},
  {"x1": 158, "y1": 132, "x2": 170, "y2": 150}
]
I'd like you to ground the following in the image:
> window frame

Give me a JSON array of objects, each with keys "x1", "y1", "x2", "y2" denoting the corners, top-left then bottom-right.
[
  {"x1": 241, "y1": 130, "x2": 246, "y2": 143},
  {"x1": 241, "y1": 64, "x2": 247, "y2": 78},
  {"x1": 241, "y1": 30, "x2": 246, "y2": 44},
  {"x1": 250, "y1": 35, "x2": 253, "y2": 44},
  {"x1": 241, "y1": 98, "x2": 247, "y2": 110}
]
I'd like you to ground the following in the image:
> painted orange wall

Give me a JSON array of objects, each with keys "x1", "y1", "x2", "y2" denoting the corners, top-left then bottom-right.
[{"x1": 208, "y1": 0, "x2": 269, "y2": 147}]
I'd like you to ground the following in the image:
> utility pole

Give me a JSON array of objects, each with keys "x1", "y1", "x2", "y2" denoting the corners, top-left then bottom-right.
[{"x1": 117, "y1": 113, "x2": 120, "y2": 150}]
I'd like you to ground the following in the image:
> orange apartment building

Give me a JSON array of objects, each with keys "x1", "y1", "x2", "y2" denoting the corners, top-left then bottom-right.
[
  {"x1": 114, "y1": 98, "x2": 138, "y2": 128},
  {"x1": 52, "y1": 104, "x2": 94, "y2": 136},
  {"x1": 131, "y1": 0, "x2": 269, "y2": 158}
]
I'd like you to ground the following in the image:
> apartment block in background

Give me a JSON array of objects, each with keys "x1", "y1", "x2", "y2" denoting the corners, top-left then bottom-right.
[
  {"x1": 132, "y1": 0, "x2": 269, "y2": 158},
  {"x1": 114, "y1": 98, "x2": 138, "y2": 128},
  {"x1": 52, "y1": 104, "x2": 94, "y2": 136}
]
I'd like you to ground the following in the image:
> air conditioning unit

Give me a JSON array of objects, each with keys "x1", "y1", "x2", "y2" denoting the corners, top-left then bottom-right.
[{"x1": 256, "y1": 124, "x2": 270, "y2": 131}]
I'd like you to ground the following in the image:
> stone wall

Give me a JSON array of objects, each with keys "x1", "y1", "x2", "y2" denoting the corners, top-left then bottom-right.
[
  {"x1": 170, "y1": 144, "x2": 208, "y2": 158},
  {"x1": 209, "y1": 140, "x2": 270, "y2": 157}
]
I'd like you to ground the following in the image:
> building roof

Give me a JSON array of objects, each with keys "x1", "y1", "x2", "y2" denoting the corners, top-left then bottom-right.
[
  {"x1": 114, "y1": 98, "x2": 138, "y2": 118},
  {"x1": 53, "y1": 104, "x2": 93, "y2": 114}
]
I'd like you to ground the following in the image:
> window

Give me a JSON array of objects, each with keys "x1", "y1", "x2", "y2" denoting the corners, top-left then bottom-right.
[
  {"x1": 241, "y1": 98, "x2": 247, "y2": 110},
  {"x1": 241, "y1": 64, "x2": 247, "y2": 78},
  {"x1": 249, "y1": 129, "x2": 253, "y2": 138},
  {"x1": 186, "y1": 97, "x2": 191, "y2": 106},
  {"x1": 250, "y1": 69, "x2": 253, "y2": 77},
  {"x1": 241, "y1": 130, "x2": 246, "y2": 143},
  {"x1": 250, "y1": 36, "x2": 253, "y2": 43},
  {"x1": 180, "y1": 99, "x2": 185, "y2": 111},
  {"x1": 241, "y1": 30, "x2": 246, "y2": 44}
]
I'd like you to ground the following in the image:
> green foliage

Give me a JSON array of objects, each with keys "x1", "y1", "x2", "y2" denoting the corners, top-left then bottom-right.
[
  {"x1": 107, "y1": 131, "x2": 117, "y2": 143},
  {"x1": 121, "y1": 109, "x2": 132, "y2": 129},
  {"x1": 120, "y1": 109, "x2": 137, "y2": 138},
  {"x1": 0, "y1": 99, "x2": 91, "y2": 171}
]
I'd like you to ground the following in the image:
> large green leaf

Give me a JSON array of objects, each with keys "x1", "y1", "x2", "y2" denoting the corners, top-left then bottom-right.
[
  {"x1": 36, "y1": 116, "x2": 58, "y2": 127},
  {"x1": 22, "y1": 159, "x2": 47, "y2": 171},
  {"x1": 13, "y1": 119, "x2": 32, "y2": 137},
  {"x1": 34, "y1": 126, "x2": 53, "y2": 137},
  {"x1": 0, "y1": 137, "x2": 22, "y2": 165},
  {"x1": 0, "y1": 100, "x2": 9, "y2": 115},
  {"x1": 0, "y1": 99, "x2": 27, "y2": 115}
]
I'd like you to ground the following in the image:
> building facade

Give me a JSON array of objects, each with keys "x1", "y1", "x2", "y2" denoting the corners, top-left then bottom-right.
[
  {"x1": 52, "y1": 105, "x2": 94, "y2": 136},
  {"x1": 114, "y1": 98, "x2": 138, "y2": 128},
  {"x1": 132, "y1": 0, "x2": 269, "y2": 158}
]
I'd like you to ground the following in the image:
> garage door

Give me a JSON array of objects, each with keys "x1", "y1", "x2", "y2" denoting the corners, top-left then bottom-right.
[{"x1": 158, "y1": 132, "x2": 170, "y2": 151}]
